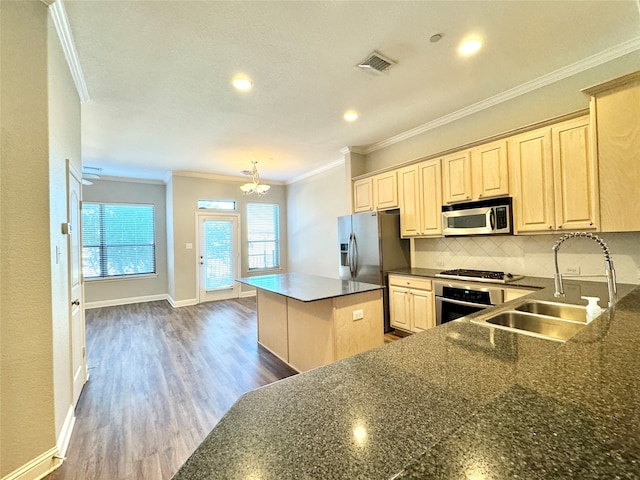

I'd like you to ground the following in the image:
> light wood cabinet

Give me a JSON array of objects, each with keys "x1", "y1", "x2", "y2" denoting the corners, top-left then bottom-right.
[
  {"x1": 442, "y1": 150, "x2": 472, "y2": 204},
  {"x1": 471, "y1": 140, "x2": 509, "y2": 200},
  {"x1": 353, "y1": 171, "x2": 398, "y2": 212},
  {"x1": 353, "y1": 177, "x2": 373, "y2": 212},
  {"x1": 388, "y1": 275, "x2": 435, "y2": 333},
  {"x1": 584, "y1": 71, "x2": 640, "y2": 232},
  {"x1": 509, "y1": 115, "x2": 597, "y2": 233},
  {"x1": 397, "y1": 159, "x2": 442, "y2": 237}
]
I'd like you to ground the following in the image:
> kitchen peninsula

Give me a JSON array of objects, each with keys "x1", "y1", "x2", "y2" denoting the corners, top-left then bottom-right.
[{"x1": 236, "y1": 273, "x2": 384, "y2": 372}]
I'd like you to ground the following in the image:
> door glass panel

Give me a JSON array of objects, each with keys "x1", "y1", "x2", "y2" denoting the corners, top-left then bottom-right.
[{"x1": 203, "y1": 219, "x2": 233, "y2": 290}]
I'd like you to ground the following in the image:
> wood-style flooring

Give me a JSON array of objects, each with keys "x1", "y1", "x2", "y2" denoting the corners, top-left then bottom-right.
[{"x1": 46, "y1": 298, "x2": 297, "y2": 480}]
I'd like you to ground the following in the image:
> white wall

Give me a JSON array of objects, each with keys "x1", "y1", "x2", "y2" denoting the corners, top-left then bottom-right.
[
  {"x1": 0, "y1": 1, "x2": 57, "y2": 475},
  {"x1": 83, "y1": 178, "x2": 168, "y2": 306},
  {"x1": 286, "y1": 164, "x2": 348, "y2": 278},
  {"x1": 414, "y1": 232, "x2": 640, "y2": 285}
]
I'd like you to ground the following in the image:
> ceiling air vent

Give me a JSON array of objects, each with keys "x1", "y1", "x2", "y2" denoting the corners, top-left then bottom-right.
[{"x1": 356, "y1": 51, "x2": 396, "y2": 75}]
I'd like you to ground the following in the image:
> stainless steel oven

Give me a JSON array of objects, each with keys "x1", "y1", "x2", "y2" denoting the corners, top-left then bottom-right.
[{"x1": 434, "y1": 280, "x2": 504, "y2": 325}]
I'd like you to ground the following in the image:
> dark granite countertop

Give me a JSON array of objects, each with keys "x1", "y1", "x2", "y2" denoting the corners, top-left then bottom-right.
[
  {"x1": 236, "y1": 272, "x2": 384, "y2": 302},
  {"x1": 173, "y1": 280, "x2": 640, "y2": 480}
]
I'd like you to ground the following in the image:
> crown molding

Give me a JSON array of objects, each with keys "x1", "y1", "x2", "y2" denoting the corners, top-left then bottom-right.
[
  {"x1": 287, "y1": 159, "x2": 344, "y2": 185},
  {"x1": 170, "y1": 170, "x2": 285, "y2": 185},
  {"x1": 364, "y1": 37, "x2": 640, "y2": 154},
  {"x1": 47, "y1": 0, "x2": 90, "y2": 103}
]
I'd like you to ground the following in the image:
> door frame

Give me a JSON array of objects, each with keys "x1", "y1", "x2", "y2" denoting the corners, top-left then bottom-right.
[{"x1": 195, "y1": 212, "x2": 241, "y2": 303}]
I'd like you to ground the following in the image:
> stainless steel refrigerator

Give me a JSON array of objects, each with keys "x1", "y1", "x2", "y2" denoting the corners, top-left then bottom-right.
[{"x1": 338, "y1": 210, "x2": 410, "y2": 332}]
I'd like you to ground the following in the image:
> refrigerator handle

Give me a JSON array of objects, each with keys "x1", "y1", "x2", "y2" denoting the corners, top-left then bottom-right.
[{"x1": 349, "y1": 233, "x2": 358, "y2": 278}]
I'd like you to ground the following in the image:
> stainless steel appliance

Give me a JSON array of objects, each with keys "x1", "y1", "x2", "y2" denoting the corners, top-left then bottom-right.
[
  {"x1": 442, "y1": 197, "x2": 512, "y2": 236},
  {"x1": 435, "y1": 279, "x2": 504, "y2": 325},
  {"x1": 436, "y1": 268, "x2": 523, "y2": 284},
  {"x1": 338, "y1": 210, "x2": 410, "y2": 332}
]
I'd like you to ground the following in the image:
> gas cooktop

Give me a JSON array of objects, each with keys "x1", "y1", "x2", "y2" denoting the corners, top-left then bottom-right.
[{"x1": 435, "y1": 269, "x2": 524, "y2": 284}]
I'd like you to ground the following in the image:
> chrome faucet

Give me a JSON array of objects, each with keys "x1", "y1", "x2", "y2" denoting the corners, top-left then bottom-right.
[{"x1": 552, "y1": 232, "x2": 617, "y2": 307}]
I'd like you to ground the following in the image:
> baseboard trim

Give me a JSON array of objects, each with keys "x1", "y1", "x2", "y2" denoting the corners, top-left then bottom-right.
[
  {"x1": 84, "y1": 294, "x2": 168, "y2": 309},
  {"x1": 2, "y1": 447, "x2": 62, "y2": 480},
  {"x1": 56, "y1": 405, "x2": 76, "y2": 458},
  {"x1": 167, "y1": 296, "x2": 198, "y2": 308},
  {"x1": 239, "y1": 290, "x2": 256, "y2": 298}
]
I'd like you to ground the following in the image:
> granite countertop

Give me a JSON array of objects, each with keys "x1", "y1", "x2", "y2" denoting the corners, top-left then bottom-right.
[
  {"x1": 236, "y1": 272, "x2": 384, "y2": 302},
  {"x1": 173, "y1": 280, "x2": 640, "y2": 479}
]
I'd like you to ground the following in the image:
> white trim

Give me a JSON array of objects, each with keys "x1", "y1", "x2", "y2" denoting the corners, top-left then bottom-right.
[
  {"x1": 84, "y1": 294, "x2": 168, "y2": 309},
  {"x1": 48, "y1": 0, "x2": 89, "y2": 103},
  {"x1": 363, "y1": 37, "x2": 640, "y2": 154},
  {"x1": 287, "y1": 158, "x2": 345, "y2": 185},
  {"x1": 167, "y1": 296, "x2": 198, "y2": 308},
  {"x1": 92, "y1": 175, "x2": 166, "y2": 185},
  {"x1": 172, "y1": 170, "x2": 285, "y2": 185},
  {"x1": 56, "y1": 406, "x2": 76, "y2": 458},
  {"x1": 1, "y1": 447, "x2": 62, "y2": 480},
  {"x1": 239, "y1": 289, "x2": 257, "y2": 298}
]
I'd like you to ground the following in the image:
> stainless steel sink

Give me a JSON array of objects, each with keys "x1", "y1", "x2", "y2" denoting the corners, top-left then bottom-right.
[
  {"x1": 471, "y1": 300, "x2": 592, "y2": 342},
  {"x1": 514, "y1": 300, "x2": 587, "y2": 323},
  {"x1": 482, "y1": 311, "x2": 586, "y2": 342}
]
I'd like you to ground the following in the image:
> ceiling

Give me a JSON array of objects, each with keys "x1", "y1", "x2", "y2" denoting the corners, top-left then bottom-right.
[{"x1": 64, "y1": 0, "x2": 640, "y2": 183}]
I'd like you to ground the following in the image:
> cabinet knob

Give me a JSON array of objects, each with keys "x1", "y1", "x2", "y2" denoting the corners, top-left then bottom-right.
[
  {"x1": 548, "y1": 225, "x2": 553, "y2": 229},
  {"x1": 558, "y1": 225, "x2": 562, "y2": 229},
  {"x1": 589, "y1": 222, "x2": 594, "y2": 226}
]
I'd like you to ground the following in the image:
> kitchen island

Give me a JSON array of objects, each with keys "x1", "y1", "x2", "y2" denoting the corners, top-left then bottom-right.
[
  {"x1": 173, "y1": 279, "x2": 640, "y2": 479},
  {"x1": 236, "y1": 273, "x2": 384, "y2": 372}
]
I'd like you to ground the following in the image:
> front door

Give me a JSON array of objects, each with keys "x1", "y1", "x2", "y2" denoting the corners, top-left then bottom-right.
[
  {"x1": 68, "y1": 161, "x2": 87, "y2": 406},
  {"x1": 197, "y1": 214, "x2": 240, "y2": 302}
]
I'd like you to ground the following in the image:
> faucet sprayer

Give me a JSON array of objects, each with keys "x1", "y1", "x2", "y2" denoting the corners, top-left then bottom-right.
[{"x1": 552, "y1": 232, "x2": 617, "y2": 307}]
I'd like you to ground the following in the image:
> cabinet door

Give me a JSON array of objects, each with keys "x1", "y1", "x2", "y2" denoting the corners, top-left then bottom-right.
[
  {"x1": 389, "y1": 286, "x2": 410, "y2": 331},
  {"x1": 585, "y1": 72, "x2": 640, "y2": 232},
  {"x1": 397, "y1": 165, "x2": 420, "y2": 237},
  {"x1": 510, "y1": 128, "x2": 555, "y2": 233},
  {"x1": 411, "y1": 289, "x2": 434, "y2": 332},
  {"x1": 353, "y1": 178, "x2": 373, "y2": 212},
  {"x1": 442, "y1": 150, "x2": 472, "y2": 204},
  {"x1": 373, "y1": 171, "x2": 398, "y2": 210},
  {"x1": 472, "y1": 140, "x2": 509, "y2": 200},
  {"x1": 418, "y1": 159, "x2": 443, "y2": 236},
  {"x1": 552, "y1": 116, "x2": 598, "y2": 231}
]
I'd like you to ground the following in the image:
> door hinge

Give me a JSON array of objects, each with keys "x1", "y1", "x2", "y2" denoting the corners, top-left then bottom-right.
[{"x1": 82, "y1": 346, "x2": 86, "y2": 358}]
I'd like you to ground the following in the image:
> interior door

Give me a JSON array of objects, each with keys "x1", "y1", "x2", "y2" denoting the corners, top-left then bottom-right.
[
  {"x1": 68, "y1": 161, "x2": 87, "y2": 406},
  {"x1": 198, "y1": 214, "x2": 240, "y2": 302}
]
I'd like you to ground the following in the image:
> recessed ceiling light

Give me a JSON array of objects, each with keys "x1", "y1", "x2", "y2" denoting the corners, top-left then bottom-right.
[
  {"x1": 344, "y1": 110, "x2": 359, "y2": 122},
  {"x1": 458, "y1": 38, "x2": 482, "y2": 56},
  {"x1": 232, "y1": 76, "x2": 253, "y2": 91}
]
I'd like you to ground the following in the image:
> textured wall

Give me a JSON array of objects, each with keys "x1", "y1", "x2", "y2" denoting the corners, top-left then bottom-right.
[
  {"x1": 414, "y1": 232, "x2": 640, "y2": 285},
  {"x1": 0, "y1": 1, "x2": 57, "y2": 475}
]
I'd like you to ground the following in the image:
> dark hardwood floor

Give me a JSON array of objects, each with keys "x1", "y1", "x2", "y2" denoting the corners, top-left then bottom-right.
[{"x1": 46, "y1": 298, "x2": 297, "y2": 480}]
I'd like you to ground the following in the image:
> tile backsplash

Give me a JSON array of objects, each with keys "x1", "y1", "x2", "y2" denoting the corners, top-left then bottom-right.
[{"x1": 414, "y1": 231, "x2": 640, "y2": 285}]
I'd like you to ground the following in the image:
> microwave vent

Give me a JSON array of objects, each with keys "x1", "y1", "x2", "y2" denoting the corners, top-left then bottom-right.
[{"x1": 356, "y1": 51, "x2": 396, "y2": 75}]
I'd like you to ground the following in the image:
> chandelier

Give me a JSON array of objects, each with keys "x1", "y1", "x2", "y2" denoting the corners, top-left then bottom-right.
[{"x1": 240, "y1": 161, "x2": 271, "y2": 195}]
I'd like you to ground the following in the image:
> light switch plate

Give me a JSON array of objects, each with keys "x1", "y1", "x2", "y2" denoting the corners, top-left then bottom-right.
[{"x1": 352, "y1": 309, "x2": 364, "y2": 321}]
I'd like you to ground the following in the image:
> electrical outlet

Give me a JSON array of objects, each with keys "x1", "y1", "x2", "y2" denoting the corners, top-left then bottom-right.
[
  {"x1": 564, "y1": 266, "x2": 580, "y2": 275},
  {"x1": 435, "y1": 259, "x2": 445, "y2": 267},
  {"x1": 352, "y1": 309, "x2": 364, "y2": 321}
]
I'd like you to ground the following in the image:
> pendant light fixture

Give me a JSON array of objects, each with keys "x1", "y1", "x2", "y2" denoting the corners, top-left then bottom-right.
[{"x1": 240, "y1": 161, "x2": 270, "y2": 195}]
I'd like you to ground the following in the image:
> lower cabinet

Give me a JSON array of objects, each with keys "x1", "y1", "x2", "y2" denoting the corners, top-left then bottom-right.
[{"x1": 388, "y1": 275, "x2": 435, "y2": 333}]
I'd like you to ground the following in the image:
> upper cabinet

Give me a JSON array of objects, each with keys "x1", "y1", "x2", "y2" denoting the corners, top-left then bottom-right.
[
  {"x1": 471, "y1": 140, "x2": 510, "y2": 200},
  {"x1": 584, "y1": 71, "x2": 640, "y2": 232},
  {"x1": 398, "y1": 159, "x2": 442, "y2": 237},
  {"x1": 442, "y1": 140, "x2": 509, "y2": 204},
  {"x1": 442, "y1": 151, "x2": 472, "y2": 204},
  {"x1": 353, "y1": 171, "x2": 399, "y2": 212},
  {"x1": 509, "y1": 115, "x2": 598, "y2": 233}
]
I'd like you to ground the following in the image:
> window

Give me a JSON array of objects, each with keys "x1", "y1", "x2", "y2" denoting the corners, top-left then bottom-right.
[
  {"x1": 198, "y1": 199, "x2": 236, "y2": 210},
  {"x1": 247, "y1": 203, "x2": 280, "y2": 270},
  {"x1": 82, "y1": 203, "x2": 156, "y2": 279}
]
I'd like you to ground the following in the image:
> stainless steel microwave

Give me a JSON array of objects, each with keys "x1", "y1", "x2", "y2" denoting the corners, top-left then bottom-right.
[{"x1": 442, "y1": 197, "x2": 512, "y2": 236}]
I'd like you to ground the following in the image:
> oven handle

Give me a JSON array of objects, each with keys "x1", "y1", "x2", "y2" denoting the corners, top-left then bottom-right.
[{"x1": 435, "y1": 296, "x2": 494, "y2": 309}]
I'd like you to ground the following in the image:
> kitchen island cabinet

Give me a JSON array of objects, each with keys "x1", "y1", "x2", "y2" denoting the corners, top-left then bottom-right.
[
  {"x1": 236, "y1": 273, "x2": 384, "y2": 372},
  {"x1": 173, "y1": 280, "x2": 640, "y2": 480}
]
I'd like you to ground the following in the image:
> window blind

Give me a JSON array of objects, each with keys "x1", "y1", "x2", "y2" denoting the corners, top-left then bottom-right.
[
  {"x1": 247, "y1": 203, "x2": 280, "y2": 270},
  {"x1": 82, "y1": 203, "x2": 156, "y2": 279}
]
